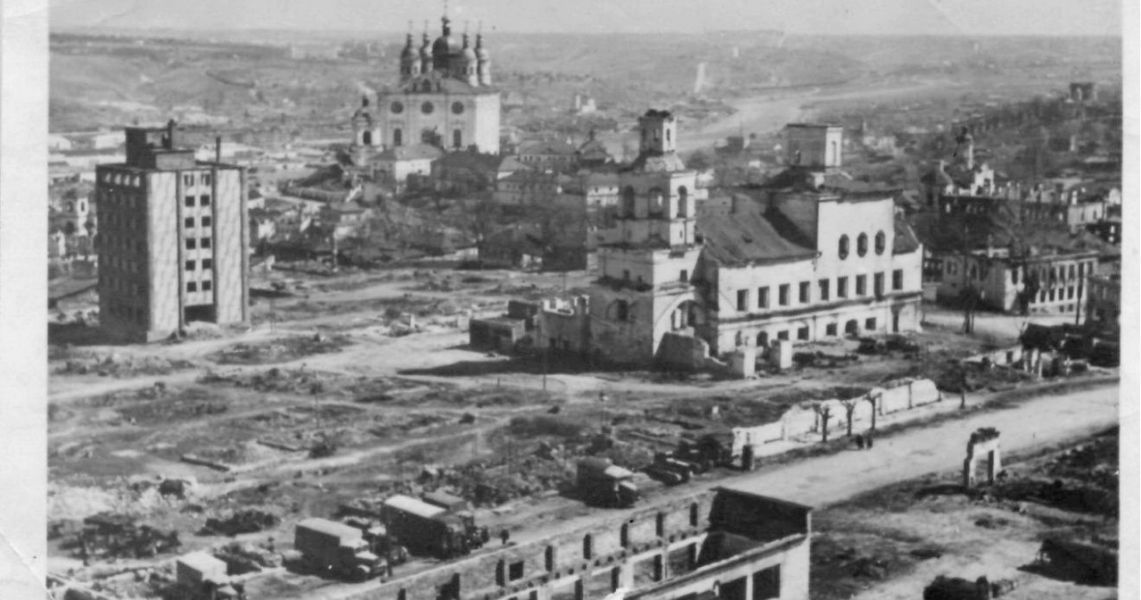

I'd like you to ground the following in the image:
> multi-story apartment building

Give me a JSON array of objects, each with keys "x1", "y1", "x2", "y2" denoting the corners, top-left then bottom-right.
[{"x1": 96, "y1": 122, "x2": 248, "y2": 342}]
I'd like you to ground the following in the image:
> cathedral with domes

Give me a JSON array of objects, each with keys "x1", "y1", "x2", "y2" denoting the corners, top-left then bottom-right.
[{"x1": 352, "y1": 13, "x2": 500, "y2": 155}]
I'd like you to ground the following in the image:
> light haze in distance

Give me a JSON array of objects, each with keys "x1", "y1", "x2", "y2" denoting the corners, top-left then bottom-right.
[{"x1": 50, "y1": 0, "x2": 1121, "y2": 36}]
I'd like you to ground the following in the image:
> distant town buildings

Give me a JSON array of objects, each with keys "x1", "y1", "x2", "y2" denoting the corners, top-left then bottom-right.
[
  {"x1": 95, "y1": 122, "x2": 248, "y2": 341},
  {"x1": 353, "y1": 14, "x2": 500, "y2": 155}
]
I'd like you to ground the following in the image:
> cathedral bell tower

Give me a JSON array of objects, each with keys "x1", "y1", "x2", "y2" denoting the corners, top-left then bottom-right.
[{"x1": 638, "y1": 109, "x2": 678, "y2": 155}]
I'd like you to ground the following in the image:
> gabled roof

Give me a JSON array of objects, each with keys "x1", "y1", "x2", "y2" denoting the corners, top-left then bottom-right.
[
  {"x1": 435, "y1": 150, "x2": 500, "y2": 172},
  {"x1": 697, "y1": 208, "x2": 816, "y2": 267},
  {"x1": 518, "y1": 139, "x2": 577, "y2": 156},
  {"x1": 497, "y1": 155, "x2": 530, "y2": 173},
  {"x1": 893, "y1": 215, "x2": 921, "y2": 254}
]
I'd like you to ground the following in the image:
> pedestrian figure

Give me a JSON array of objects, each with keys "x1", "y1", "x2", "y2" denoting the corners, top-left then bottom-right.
[
  {"x1": 500, "y1": 529, "x2": 510, "y2": 546},
  {"x1": 854, "y1": 434, "x2": 865, "y2": 450},
  {"x1": 866, "y1": 431, "x2": 874, "y2": 449}
]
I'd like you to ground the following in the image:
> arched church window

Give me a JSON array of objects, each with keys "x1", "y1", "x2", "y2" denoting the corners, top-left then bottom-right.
[
  {"x1": 393, "y1": 128, "x2": 403, "y2": 147},
  {"x1": 453, "y1": 130, "x2": 463, "y2": 149},
  {"x1": 677, "y1": 186, "x2": 688, "y2": 217},
  {"x1": 648, "y1": 188, "x2": 665, "y2": 216},
  {"x1": 838, "y1": 235, "x2": 850, "y2": 260},
  {"x1": 390, "y1": 101, "x2": 404, "y2": 114}
]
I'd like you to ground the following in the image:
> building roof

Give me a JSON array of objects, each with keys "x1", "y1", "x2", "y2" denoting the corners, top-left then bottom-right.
[
  {"x1": 519, "y1": 138, "x2": 577, "y2": 156},
  {"x1": 435, "y1": 150, "x2": 500, "y2": 172},
  {"x1": 893, "y1": 215, "x2": 921, "y2": 254},
  {"x1": 376, "y1": 143, "x2": 444, "y2": 162},
  {"x1": 497, "y1": 155, "x2": 530, "y2": 174},
  {"x1": 697, "y1": 208, "x2": 816, "y2": 267}
]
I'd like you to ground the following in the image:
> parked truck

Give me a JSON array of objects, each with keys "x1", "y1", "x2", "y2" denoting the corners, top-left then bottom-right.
[
  {"x1": 381, "y1": 494, "x2": 489, "y2": 559},
  {"x1": 341, "y1": 516, "x2": 409, "y2": 567},
  {"x1": 675, "y1": 432, "x2": 734, "y2": 471},
  {"x1": 294, "y1": 518, "x2": 387, "y2": 581},
  {"x1": 644, "y1": 452, "x2": 692, "y2": 485},
  {"x1": 175, "y1": 552, "x2": 245, "y2": 600},
  {"x1": 577, "y1": 458, "x2": 639, "y2": 508}
]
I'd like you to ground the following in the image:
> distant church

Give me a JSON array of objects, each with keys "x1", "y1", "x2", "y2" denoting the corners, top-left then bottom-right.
[{"x1": 352, "y1": 13, "x2": 500, "y2": 155}]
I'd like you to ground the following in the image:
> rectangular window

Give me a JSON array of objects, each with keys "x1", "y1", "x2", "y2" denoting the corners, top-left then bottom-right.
[
  {"x1": 797, "y1": 326, "x2": 809, "y2": 340},
  {"x1": 758, "y1": 287, "x2": 769, "y2": 309},
  {"x1": 201, "y1": 216, "x2": 212, "y2": 227},
  {"x1": 185, "y1": 196, "x2": 195, "y2": 207},
  {"x1": 838, "y1": 277, "x2": 849, "y2": 298},
  {"x1": 183, "y1": 174, "x2": 193, "y2": 187},
  {"x1": 201, "y1": 238, "x2": 212, "y2": 249},
  {"x1": 825, "y1": 323, "x2": 838, "y2": 336},
  {"x1": 777, "y1": 330, "x2": 789, "y2": 341},
  {"x1": 865, "y1": 317, "x2": 876, "y2": 331},
  {"x1": 203, "y1": 259, "x2": 213, "y2": 270},
  {"x1": 818, "y1": 279, "x2": 830, "y2": 301},
  {"x1": 202, "y1": 280, "x2": 212, "y2": 292},
  {"x1": 200, "y1": 195, "x2": 211, "y2": 206},
  {"x1": 892, "y1": 269, "x2": 904, "y2": 291},
  {"x1": 874, "y1": 272, "x2": 885, "y2": 297},
  {"x1": 778, "y1": 284, "x2": 790, "y2": 306},
  {"x1": 184, "y1": 217, "x2": 195, "y2": 228},
  {"x1": 508, "y1": 561, "x2": 524, "y2": 581},
  {"x1": 185, "y1": 260, "x2": 195, "y2": 271},
  {"x1": 186, "y1": 238, "x2": 196, "y2": 249},
  {"x1": 799, "y1": 282, "x2": 810, "y2": 304},
  {"x1": 856, "y1": 275, "x2": 867, "y2": 296},
  {"x1": 187, "y1": 282, "x2": 197, "y2": 292},
  {"x1": 203, "y1": 173, "x2": 212, "y2": 186},
  {"x1": 1068, "y1": 287, "x2": 1075, "y2": 299},
  {"x1": 679, "y1": 269, "x2": 688, "y2": 283},
  {"x1": 737, "y1": 289, "x2": 748, "y2": 311}
]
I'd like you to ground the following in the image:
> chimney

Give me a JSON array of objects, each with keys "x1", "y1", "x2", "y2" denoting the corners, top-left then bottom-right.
[
  {"x1": 215, "y1": 136, "x2": 222, "y2": 163},
  {"x1": 164, "y1": 119, "x2": 176, "y2": 149}
]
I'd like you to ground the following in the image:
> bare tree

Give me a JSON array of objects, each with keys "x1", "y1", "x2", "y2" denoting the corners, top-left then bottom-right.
[
  {"x1": 814, "y1": 403, "x2": 832, "y2": 443},
  {"x1": 841, "y1": 400, "x2": 858, "y2": 437}
]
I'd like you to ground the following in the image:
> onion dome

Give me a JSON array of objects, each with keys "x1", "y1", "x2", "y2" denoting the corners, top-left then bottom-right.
[
  {"x1": 475, "y1": 33, "x2": 489, "y2": 60},
  {"x1": 400, "y1": 33, "x2": 415, "y2": 59},
  {"x1": 460, "y1": 33, "x2": 476, "y2": 62}
]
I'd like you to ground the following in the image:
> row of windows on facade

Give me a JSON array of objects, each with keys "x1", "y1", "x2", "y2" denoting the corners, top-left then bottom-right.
[
  {"x1": 837, "y1": 231, "x2": 887, "y2": 260},
  {"x1": 185, "y1": 215, "x2": 212, "y2": 229},
  {"x1": 185, "y1": 259, "x2": 214, "y2": 272},
  {"x1": 757, "y1": 317, "x2": 881, "y2": 346},
  {"x1": 101, "y1": 172, "x2": 142, "y2": 187},
  {"x1": 182, "y1": 173, "x2": 213, "y2": 187},
  {"x1": 186, "y1": 280, "x2": 213, "y2": 293},
  {"x1": 944, "y1": 259, "x2": 1095, "y2": 284},
  {"x1": 185, "y1": 194, "x2": 212, "y2": 208},
  {"x1": 388, "y1": 128, "x2": 465, "y2": 149},
  {"x1": 733, "y1": 270, "x2": 906, "y2": 312},
  {"x1": 185, "y1": 236, "x2": 213, "y2": 250},
  {"x1": 618, "y1": 187, "x2": 690, "y2": 219},
  {"x1": 1031, "y1": 286, "x2": 1083, "y2": 304},
  {"x1": 388, "y1": 100, "x2": 466, "y2": 115},
  {"x1": 100, "y1": 210, "x2": 142, "y2": 230}
]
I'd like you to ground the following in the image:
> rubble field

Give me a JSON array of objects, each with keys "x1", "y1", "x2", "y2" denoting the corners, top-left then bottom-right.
[
  {"x1": 810, "y1": 428, "x2": 1119, "y2": 600},
  {"x1": 207, "y1": 333, "x2": 353, "y2": 365}
]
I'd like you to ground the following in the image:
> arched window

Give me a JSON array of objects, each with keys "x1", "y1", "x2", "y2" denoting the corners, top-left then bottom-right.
[
  {"x1": 393, "y1": 128, "x2": 403, "y2": 147},
  {"x1": 857, "y1": 233, "x2": 868, "y2": 257},
  {"x1": 453, "y1": 129, "x2": 463, "y2": 149},
  {"x1": 677, "y1": 186, "x2": 688, "y2": 217},
  {"x1": 615, "y1": 300, "x2": 630, "y2": 321},
  {"x1": 362, "y1": 130, "x2": 373, "y2": 146},
  {"x1": 621, "y1": 186, "x2": 636, "y2": 218},
  {"x1": 838, "y1": 235, "x2": 850, "y2": 259},
  {"x1": 874, "y1": 231, "x2": 886, "y2": 255},
  {"x1": 648, "y1": 187, "x2": 665, "y2": 216}
]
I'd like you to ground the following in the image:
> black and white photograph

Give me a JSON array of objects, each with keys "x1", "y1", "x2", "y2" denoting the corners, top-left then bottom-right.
[{"x1": 0, "y1": 1, "x2": 1136, "y2": 599}]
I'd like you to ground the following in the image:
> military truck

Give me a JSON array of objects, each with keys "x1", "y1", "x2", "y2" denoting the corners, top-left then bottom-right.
[
  {"x1": 341, "y1": 516, "x2": 409, "y2": 567},
  {"x1": 174, "y1": 552, "x2": 246, "y2": 600},
  {"x1": 294, "y1": 518, "x2": 386, "y2": 581},
  {"x1": 381, "y1": 495, "x2": 489, "y2": 559},
  {"x1": 577, "y1": 458, "x2": 639, "y2": 508}
]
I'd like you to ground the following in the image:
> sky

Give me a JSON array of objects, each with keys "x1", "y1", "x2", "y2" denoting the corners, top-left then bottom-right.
[{"x1": 49, "y1": 0, "x2": 1123, "y2": 36}]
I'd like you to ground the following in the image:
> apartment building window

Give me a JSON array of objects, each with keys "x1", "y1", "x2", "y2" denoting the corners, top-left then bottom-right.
[
  {"x1": 865, "y1": 318, "x2": 876, "y2": 331},
  {"x1": 185, "y1": 196, "x2": 195, "y2": 207},
  {"x1": 202, "y1": 259, "x2": 213, "y2": 270},
  {"x1": 186, "y1": 238, "x2": 196, "y2": 250},
  {"x1": 838, "y1": 277, "x2": 849, "y2": 298},
  {"x1": 187, "y1": 282, "x2": 197, "y2": 292},
  {"x1": 892, "y1": 269, "x2": 904, "y2": 291},
  {"x1": 1068, "y1": 287, "x2": 1075, "y2": 299},
  {"x1": 777, "y1": 330, "x2": 790, "y2": 341},
  {"x1": 778, "y1": 284, "x2": 790, "y2": 306},
  {"x1": 857, "y1": 233, "x2": 868, "y2": 257},
  {"x1": 201, "y1": 216, "x2": 212, "y2": 227},
  {"x1": 737, "y1": 289, "x2": 749, "y2": 311},
  {"x1": 758, "y1": 287, "x2": 770, "y2": 309},
  {"x1": 818, "y1": 279, "x2": 830, "y2": 301},
  {"x1": 825, "y1": 323, "x2": 838, "y2": 336},
  {"x1": 200, "y1": 195, "x2": 211, "y2": 206},
  {"x1": 856, "y1": 275, "x2": 867, "y2": 296},
  {"x1": 799, "y1": 282, "x2": 810, "y2": 304},
  {"x1": 203, "y1": 281, "x2": 213, "y2": 292},
  {"x1": 201, "y1": 238, "x2": 212, "y2": 249},
  {"x1": 874, "y1": 272, "x2": 885, "y2": 297},
  {"x1": 1078, "y1": 263, "x2": 1085, "y2": 278},
  {"x1": 183, "y1": 174, "x2": 193, "y2": 187},
  {"x1": 185, "y1": 260, "x2": 195, "y2": 271},
  {"x1": 203, "y1": 173, "x2": 212, "y2": 186},
  {"x1": 184, "y1": 217, "x2": 195, "y2": 228},
  {"x1": 797, "y1": 326, "x2": 809, "y2": 340}
]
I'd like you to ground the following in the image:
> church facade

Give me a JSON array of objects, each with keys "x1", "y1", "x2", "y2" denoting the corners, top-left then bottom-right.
[{"x1": 352, "y1": 15, "x2": 500, "y2": 155}]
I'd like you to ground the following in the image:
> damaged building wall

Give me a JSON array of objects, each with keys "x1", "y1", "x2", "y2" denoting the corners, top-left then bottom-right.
[{"x1": 344, "y1": 489, "x2": 809, "y2": 600}]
